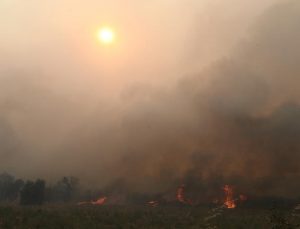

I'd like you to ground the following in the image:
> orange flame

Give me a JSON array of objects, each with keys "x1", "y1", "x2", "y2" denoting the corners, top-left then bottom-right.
[
  {"x1": 177, "y1": 185, "x2": 185, "y2": 203},
  {"x1": 223, "y1": 185, "x2": 236, "y2": 209},
  {"x1": 91, "y1": 197, "x2": 107, "y2": 205},
  {"x1": 77, "y1": 196, "x2": 107, "y2": 206},
  {"x1": 177, "y1": 184, "x2": 192, "y2": 205}
]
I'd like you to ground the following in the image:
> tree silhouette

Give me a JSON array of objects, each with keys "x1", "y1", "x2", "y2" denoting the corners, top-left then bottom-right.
[{"x1": 20, "y1": 179, "x2": 45, "y2": 205}]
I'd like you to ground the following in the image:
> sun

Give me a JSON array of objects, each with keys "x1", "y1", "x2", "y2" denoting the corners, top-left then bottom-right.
[{"x1": 98, "y1": 27, "x2": 115, "y2": 44}]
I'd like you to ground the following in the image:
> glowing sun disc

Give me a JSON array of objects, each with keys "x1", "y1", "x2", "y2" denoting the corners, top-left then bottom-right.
[{"x1": 98, "y1": 27, "x2": 115, "y2": 44}]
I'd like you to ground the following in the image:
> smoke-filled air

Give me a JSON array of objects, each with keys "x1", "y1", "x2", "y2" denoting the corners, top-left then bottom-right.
[{"x1": 1, "y1": 0, "x2": 300, "y2": 199}]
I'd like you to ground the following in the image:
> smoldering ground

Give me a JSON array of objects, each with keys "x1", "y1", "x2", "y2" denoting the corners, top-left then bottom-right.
[{"x1": 0, "y1": 0, "x2": 300, "y2": 198}]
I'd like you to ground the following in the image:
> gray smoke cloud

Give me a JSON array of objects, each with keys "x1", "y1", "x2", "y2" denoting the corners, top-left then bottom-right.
[{"x1": 1, "y1": 0, "x2": 300, "y2": 197}]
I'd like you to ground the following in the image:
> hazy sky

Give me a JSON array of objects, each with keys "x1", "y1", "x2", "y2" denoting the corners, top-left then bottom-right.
[
  {"x1": 1, "y1": 0, "x2": 300, "y2": 197},
  {"x1": 1, "y1": 0, "x2": 276, "y2": 95}
]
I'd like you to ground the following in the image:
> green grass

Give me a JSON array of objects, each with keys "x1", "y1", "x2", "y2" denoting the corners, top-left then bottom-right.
[{"x1": 0, "y1": 205, "x2": 298, "y2": 229}]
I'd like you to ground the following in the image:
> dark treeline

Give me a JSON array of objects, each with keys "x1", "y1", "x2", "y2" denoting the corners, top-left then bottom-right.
[{"x1": 0, "y1": 173, "x2": 81, "y2": 205}]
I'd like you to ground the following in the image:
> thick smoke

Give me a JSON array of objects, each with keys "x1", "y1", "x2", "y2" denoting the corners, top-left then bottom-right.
[
  {"x1": 1, "y1": 0, "x2": 300, "y2": 198},
  {"x1": 97, "y1": 0, "x2": 300, "y2": 197}
]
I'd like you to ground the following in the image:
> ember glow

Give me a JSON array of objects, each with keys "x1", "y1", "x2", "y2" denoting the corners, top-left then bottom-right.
[
  {"x1": 239, "y1": 194, "x2": 248, "y2": 202},
  {"x1": 223, "y1": 185, "x2": 236, "y2": 209},
  {"x1": 177, "y1": 184, "x2": 186, "y2": 203},
  {"x1": 147, "y1": 200, "x2": 159, "y2": 207},
  {"x1": 176, "y1": 184, "x2": 192, "y2": 205}
]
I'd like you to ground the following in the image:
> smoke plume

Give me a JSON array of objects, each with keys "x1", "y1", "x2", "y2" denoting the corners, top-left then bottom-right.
[{"x1": 1, "y1": 0, "x2": 300, "y2": 198}]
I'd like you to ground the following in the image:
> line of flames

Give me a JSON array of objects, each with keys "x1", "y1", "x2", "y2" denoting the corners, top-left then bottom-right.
[{"x1": 77, "y1": 185, "x2": 247, "y2": 208}]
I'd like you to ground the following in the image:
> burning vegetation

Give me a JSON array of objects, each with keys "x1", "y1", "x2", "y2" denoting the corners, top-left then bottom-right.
[
  {"x1": 223, "y1": 185, "x2": 236, "y2": 209},
  {"x1": 176, "y1": 184, "x2": 193, "y2": 205},
  {"x1": 78, "y1": 196, "x2": 107, "y2": 206},
  {"x1": 0, "y1": 0, "x2": 300, "y2": 204},
  {"x1": 222, "y1": 185, "x2": 248, "y2": 209},
  {"x1": 75, "y1": 183, "x2": 249, "y2": 209}
]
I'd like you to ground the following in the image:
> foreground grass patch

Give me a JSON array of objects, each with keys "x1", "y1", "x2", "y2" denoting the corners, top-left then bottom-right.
[{"x1": 0, "y1": 205, "x2": 298, "y2": 229}]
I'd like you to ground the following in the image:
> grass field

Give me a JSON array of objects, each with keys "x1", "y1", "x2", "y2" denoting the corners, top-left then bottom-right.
[{"x1": 0, "y1": 205, "x2": 298, "y2": 229}]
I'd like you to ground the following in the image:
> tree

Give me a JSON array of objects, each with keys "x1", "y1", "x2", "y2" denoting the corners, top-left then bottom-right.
[
  {"x1": 0, "y1": 173, "x2": 24, "y2": 202},
  {"x1": 0, "y1": 173, "x2": 14, "y2": 201},
  {"x1": 55, "y1": 177, "x2": 79, "y2": 202},
  {"x1": 20, "y1": 179, "x2": 45, "y2": 205}
]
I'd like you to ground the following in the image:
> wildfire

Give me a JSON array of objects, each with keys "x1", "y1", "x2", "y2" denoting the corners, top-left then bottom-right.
[
  {"x1": 223, "y1": 185, "x2": 236, "y2": 209},
  {"x1": 78, "y1": 196, "x2": 107, "y2": 206},
  {"x1": 177, "y1": 184, "x2": 192, "y2": 205},
  {"x1": 92, "y1": 197, "x2": 107, "y2": 205},
  {"x1": 177, "y1": 185, "x2": 185, "y2": 203}
]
